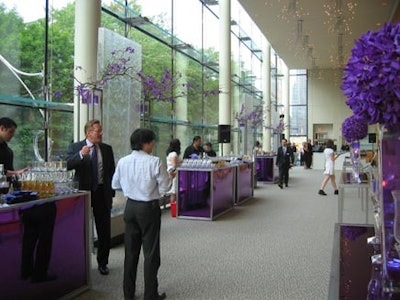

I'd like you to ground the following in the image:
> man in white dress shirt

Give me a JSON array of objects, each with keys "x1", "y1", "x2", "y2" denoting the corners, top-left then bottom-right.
[{"x1": 112, "y1": 128, "x2": 174, "y2": 300}]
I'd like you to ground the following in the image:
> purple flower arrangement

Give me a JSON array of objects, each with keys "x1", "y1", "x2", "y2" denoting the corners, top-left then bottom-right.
[
  {"x1": 341, "y1": 115, "x2": 368, "y2": 142},
  {"x1": 340, "y1": 22, "x2": 400, "y2": 129}
]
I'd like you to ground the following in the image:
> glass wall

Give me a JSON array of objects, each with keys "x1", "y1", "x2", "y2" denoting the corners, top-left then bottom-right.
[
  {"x1": 0, "y1": 2, "x2": 74, "y2": 168},
  {"x1": 0, "y1": 0, "x2": 295, "y2": 162}
]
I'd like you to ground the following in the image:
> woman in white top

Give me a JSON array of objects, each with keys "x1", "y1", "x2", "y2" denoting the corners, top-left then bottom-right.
[
  {"x1": 318, "y1": 139, "x2": 339, "y2": 195},
  {"x1": 166, "y1": 139, "x2": 181, "y2": 202}
]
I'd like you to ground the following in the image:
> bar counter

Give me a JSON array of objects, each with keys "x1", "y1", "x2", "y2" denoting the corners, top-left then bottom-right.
[
  {"x1": 0, "y1": 192, "x2": 91, "y2": 299},
  {"x1": 177, "y1": 166, "x2": 235, "y2": 220},
  {"x1": 255, "y1": 155, "x2": 278, "y2": 183}
]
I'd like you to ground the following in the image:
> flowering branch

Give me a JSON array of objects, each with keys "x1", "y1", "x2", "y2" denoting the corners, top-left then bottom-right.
[
  {"x1": 234, "y1": 104, "x2": 264, "y2": 129},
  {"x1": 138, "y1": 68, "x2": 220, "y2": 103},
  {"x1": 248, "y1": 106, "x2": 264, "y2": 129},
  {"x1": 264, "y1": 118, "x2": 288, "y2": 134},
  {"x1": 234, "y1": 104, "x2": 247, "y2": 126},
  {"x1": 54, "y1": 47, "x2": 136, "y2": 103},
  {"x1": 55, "y1": 46, "x2": 220, "y2": 104}
]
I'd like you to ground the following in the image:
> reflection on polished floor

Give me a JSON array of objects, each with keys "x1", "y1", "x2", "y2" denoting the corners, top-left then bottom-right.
[{"x1": 74, "y1": 166, "x2": 373, "y2": 300}]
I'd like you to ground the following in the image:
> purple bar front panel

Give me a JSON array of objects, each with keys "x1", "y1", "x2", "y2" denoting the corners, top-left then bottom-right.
[
  {"x1": 0, "y1": 194, "x2": 89, "y2": 299},
  {"x1": 178, "y1": 170, "x2": 211, "y2": 218},
  {"x1": 212, "y1": 168, "x2": 234, "y2": 217},
  {"x1": 256, "y1": 156, "x2": 275, "y2": 182},
  {"x1": 236, "y1": 163, "x2": 253, "y2": 203},
  {"x1": 177, "y1": 167, "x2": 234, "y2": 220}
]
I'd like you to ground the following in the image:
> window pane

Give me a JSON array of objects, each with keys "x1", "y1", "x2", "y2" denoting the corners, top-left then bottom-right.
[{"x1": 290, "y1": 106, "x2": 307, "y2": 136}]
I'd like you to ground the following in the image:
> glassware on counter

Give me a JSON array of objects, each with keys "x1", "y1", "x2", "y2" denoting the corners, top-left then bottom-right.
[
  {"x1": 0, "y1": 164, "x2": 9, "y2": 205},
  {"x1": 19, "y1": 161, "x2": 77, "y2": 197}
]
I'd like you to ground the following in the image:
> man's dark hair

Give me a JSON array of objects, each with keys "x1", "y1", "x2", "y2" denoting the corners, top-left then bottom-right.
[
  {"x1": 130, "y1": 128, "x2": 156, "y2": 150},
  {"x1": 204, "y1": 142, "x2": 212, "y2": 147},
  {"x1": 193, "y1": 136, "x2": 201, "y2": 142},
  {"x1": 0, "y1": 117, "x2": 17, "y2": 129}
]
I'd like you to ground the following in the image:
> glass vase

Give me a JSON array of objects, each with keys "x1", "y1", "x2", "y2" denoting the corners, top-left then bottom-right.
[
  {"x1": 350, "y1": 140, "x2": 361, "y2": 183},
  {"x1": 378, "y1": 125, "x2": 400, "y2": 297}
]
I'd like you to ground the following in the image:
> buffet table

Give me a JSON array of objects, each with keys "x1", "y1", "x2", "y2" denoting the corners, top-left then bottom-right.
[
  {"x1": 255, "y1": 155, "x2": 278, "y2": 183},
  {"x1": 0, "y1": 192, "x2": 91, "y2": 299}
]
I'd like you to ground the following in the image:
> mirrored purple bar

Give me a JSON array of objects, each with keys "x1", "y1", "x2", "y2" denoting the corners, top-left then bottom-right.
[
  {"x1": 256, "y1": 156, "x2": 276, "y2": 182},
  {"x1": 0, "y1": 193, "x2": 90, "y2": 299},
  {"x1": 236, "y1": 163, "x2": 254, "y2": 204},
  {"x1": 177, "y1": 167, "x2": 234, "y2": 220}
]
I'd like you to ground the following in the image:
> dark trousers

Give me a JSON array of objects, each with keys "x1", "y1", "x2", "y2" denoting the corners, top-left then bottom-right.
[
  {"x1": 20, "y1": 202, "x2": 57, "y2": 280},
  {"x1": 92, "y1": 185, "x2": 111, "y2": 267},
  {"x1": 123, "y1": 199, "x2": 161, "y2": 300},
  {"x1": 278, "y1": 164, "x2": 290, "y2": 185}
]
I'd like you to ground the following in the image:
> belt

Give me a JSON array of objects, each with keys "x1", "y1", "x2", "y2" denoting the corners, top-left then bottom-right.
[{"x1": 128, "y1": 198, "x2": 159, "y2": 204}]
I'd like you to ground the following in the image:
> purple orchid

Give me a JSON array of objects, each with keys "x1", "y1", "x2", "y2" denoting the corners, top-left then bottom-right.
[
  {"x1": 341, "y1": 22, "x2": 400, "y2": 129},
  {"x1": 341, "y1": 115, "x2": 368, "y2": 142}
]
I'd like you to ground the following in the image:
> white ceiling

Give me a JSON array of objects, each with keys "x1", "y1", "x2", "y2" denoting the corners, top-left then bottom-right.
[{"x1": 237, "y1": 0, "x2": 400, "y2": 70}]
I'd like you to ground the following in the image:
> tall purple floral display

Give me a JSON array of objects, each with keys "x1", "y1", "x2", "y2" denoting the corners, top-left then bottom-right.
[
  {"x1": 342, "y1": 115, "x2": 367, "y2": 184},
  {"x1": 341, "y1": 22, "x2": 400, "y2": 297},
  {"x1": 379, "y1": 127, "x2": 400, "y2": 295}
]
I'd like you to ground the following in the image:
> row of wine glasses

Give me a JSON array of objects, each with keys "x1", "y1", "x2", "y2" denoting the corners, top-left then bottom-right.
[
  {"x1": 180, "y1": 159, "x2": 214, "y2": 169},
  {"x1": 29, "y1": 160, "x2": 67, "y2": 173},
  {"x1": 19, "y1": 169, "x2": 75, "y2": 184}
]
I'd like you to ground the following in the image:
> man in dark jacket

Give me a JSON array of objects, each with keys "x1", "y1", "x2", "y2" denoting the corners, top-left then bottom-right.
[
  {"x1": 276, "y1": 138, "x2": 294, "y2": 189},
  {"x1": 67, "y1": 119, "x2": 115, "y2": 275}
]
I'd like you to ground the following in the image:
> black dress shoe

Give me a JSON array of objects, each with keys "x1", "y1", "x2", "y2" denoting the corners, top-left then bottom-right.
[
  {"x1": 98, "y1": 265, "x2": 109, "y2": 275},
  {"x1": 31, "y1": 273, "x2": 57, "y2": 283},
  {"x1": 285, "y1": 184, "x2": 288, "y2": 187},
  {"x1": 278, "y1": 184, "x2": 283, "y2": 189},
  {"x1": 154, "y1": 293, "x2": 166, "y2": 300}
]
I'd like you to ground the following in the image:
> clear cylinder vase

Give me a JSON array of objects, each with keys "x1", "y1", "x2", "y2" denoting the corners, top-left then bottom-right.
[
  {"x1": 350, "y1": 140, "x2": 361, "y2": 183},
  {"x1": 378, "y1": 125, "x2": 400, "y2": 297}
]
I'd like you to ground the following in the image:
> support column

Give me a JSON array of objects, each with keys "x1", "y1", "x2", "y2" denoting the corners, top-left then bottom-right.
[
  {"x1": 218, "y1": 0, "x2": 231, "y2": 155},
  {"x1": 282, "y1": 64, "x2": 290, "y2": 140},
  {"x1": 73, "y1": 0, "x2": 101, "y2": 141},
  {"x1": 175, "y1": 55, "x2": 188, "y2": 140},
  {"x1": 262, "y1": 40, "x2": 271, "y2": 152}
]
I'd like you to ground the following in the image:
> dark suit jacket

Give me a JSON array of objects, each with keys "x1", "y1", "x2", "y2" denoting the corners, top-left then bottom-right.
[
  {"x1": 276, "y1": 146, "x2": 294, "y2": 167},
  {"x1": 66, "y1": 140, "x2": 115, "y2": 209}
]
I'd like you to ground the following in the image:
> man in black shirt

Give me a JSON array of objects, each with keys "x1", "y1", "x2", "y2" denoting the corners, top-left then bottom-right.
[
  {"x1": 203, "y1": 142, "x2": 217, "y2": 157},
  {"x1": 0, "y1": 117, "x2": 28, "y2": 176},
  {"x1": 183, "y1": 136, "x2": 204, "y2": 159},
  {"x1": 0, "y1": 117, "x2": 56, "y2": 283}
]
